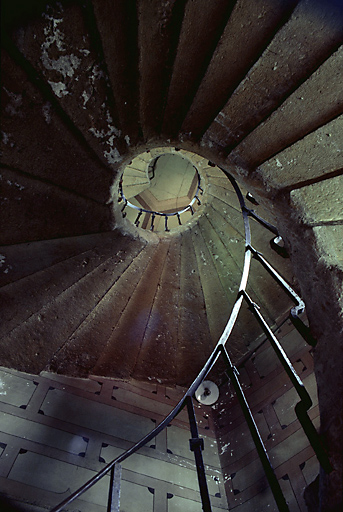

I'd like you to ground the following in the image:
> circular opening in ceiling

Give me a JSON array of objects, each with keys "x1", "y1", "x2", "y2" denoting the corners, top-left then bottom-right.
[{"x1": 119, "y1": 149, "x2": 203, "y2": 232}]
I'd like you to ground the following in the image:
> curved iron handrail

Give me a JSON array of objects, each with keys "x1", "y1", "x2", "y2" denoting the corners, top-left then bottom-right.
[
  {"x1": 51, "y1": 172, "x2": 251, "y2": 512},
  {"x1": 50, "y1": 170, "x2": 329, "y2": 512},
  {"x1": 118, "y1": 167, "x2": 203, "y2": 231}
]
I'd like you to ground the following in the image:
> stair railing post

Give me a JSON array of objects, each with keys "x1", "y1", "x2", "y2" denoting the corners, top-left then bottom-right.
[
  {"x1": 248, "y1": 245, "x2": 317, "y2": 346},
  {"x1": 218, "y1": 345, "x2": 290, "y2": 512},
  {"x1": 185, "y1": 396, "x2": 212, "y2": 512},
  {"x1": 240, "y1": 290, "x2": 332, "y2": 473},
  {"x1": 107, "y1": 463, "x2": 122, "y2": 512}
]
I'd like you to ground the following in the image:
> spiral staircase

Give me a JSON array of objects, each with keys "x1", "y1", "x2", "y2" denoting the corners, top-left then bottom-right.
[{"x1": 1, "y1": 1, "x2": 343, "y2": 511}]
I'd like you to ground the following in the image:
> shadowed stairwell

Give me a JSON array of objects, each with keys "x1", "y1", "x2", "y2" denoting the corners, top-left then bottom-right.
[{"x1": 0, "y1": 1, "x2": 342, "y2": 511}]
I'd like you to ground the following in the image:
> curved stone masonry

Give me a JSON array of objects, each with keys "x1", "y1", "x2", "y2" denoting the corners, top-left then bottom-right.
[
  {"x1": 112, "y1": 147, "x2": 218, "y2": 237},
  {"x1": 119, "y1": 148, "x2": 206, "y2": 233},
  {"x1": 1, "y1": 0, "x2": 342, "y2": 508}
]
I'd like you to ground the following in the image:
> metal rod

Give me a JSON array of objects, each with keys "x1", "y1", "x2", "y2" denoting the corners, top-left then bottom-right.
[
  {"x1": 50, "y1": 172, "x2": 252, "y2": 512},
  {"x1": 241, "y1": 291, "x2": 332, "y2": 473},
  {"x1": 134, "y1": 210, "x2": 143, "y2": 227},
  {"x1": 246, "y1": 192, "x2": 259, "y2": 205},
  {"x1": 249, "y1": 246, "x2": 304, "y2": 314},
  {"x1": 248, "y1": 245, "x2": 316, "y2": 345},
  {"x1": 243, "y1": 207, "x2": 279, "y2": 235},
  {"x1": 289, "y1": 313, "x2": 317, "y2": 347},
  {"x1": 186, "y1": 396, "x2": 212, "y2": 512},
  {"x1": 242, "y1": 291, "x2": 307, "y2": 396},
  {"x1": 107, "y1": 464, "x2": 121, "y2": 512},
  {"x1": 164, "y1": 215, "x2": 169, "y2": 231},
  {"x1": 218, "y1": 345, "x2": 290, "y2": 512},
  {"x1": 150, "y1": 213, "x2": 155, "y2": 231},
  {"x1": 121, "y1": 199, "x2": 127, "y2": 213}
]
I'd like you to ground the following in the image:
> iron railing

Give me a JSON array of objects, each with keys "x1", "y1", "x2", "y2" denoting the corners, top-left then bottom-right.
[
  {"x1": 50, "y1": 172, "x2": 331, "y2": 512},
  {"x1": 118, "y1": 167, "x2": 203, "y2": 232}
]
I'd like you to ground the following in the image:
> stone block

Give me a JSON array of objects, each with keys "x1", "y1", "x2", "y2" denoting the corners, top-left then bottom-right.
[
  {"x1": 258, "y1": 116, "x2": 343, "y2": 190},
  {"x1": 290, "y1": 175, "x2": 343, "y2": 225}
]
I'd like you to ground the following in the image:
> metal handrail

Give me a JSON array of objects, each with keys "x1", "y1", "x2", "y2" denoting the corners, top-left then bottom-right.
[
  {"x1": 51, "y1": 172, "x2": 251, "y2": 512},
  {"x1": 241, "y1": 290, "x2": 331, "y2": 474},
  {"x1": 118, "y1": 169, "x2": 203, "y2": 231},
  {"x1": 50, "y1": 171, "x2": 329, "y2": 512},
  {"x1": 248, "y1": 245, "x2": 317, "y2": 346}
]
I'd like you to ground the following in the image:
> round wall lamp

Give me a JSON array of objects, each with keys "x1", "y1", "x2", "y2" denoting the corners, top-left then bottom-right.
[{"x1": 195, "y1": 380, "x2": 220, "y2": 406}]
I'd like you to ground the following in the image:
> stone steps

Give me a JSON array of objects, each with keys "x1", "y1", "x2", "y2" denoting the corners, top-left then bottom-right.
[
  {"x1": 1, "y1": 0, "x2": 339, "y2": 386},
  {"x1": 0, "y1": 233, "x2": 145, "y2": 374},
  {"x1": 177, "y1": 229, "x2": 212, "y2": 385},
  {"x1": 1, "y1": 2, "x2": 343, "y2": 509},
  {"x1": 132, "y1": 237, "x2": 182, "y2": 383},
  {"x1": 0, "y1": 231, "x2": 130, "y2": 336},
  {"x1": 49, "y1": 239, "x2": 158, "y2": 378},
  {"x1": 122, "y1": 179, "x2": 151, "y2": 200},
  {"x1": 0, "y1": 173, "x2": 297, "y2": 383}
]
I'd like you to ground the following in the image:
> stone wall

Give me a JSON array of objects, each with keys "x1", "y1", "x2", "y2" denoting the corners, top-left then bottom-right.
[{"x1": 0, "y1": 369, "x2": 226, "y2": 512}]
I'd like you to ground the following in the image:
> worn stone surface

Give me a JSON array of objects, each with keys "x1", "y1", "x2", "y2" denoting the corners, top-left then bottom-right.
[
  {"x1": 228, "y1": 45, "x2": 343, "y2": 169},
  {"x1": 133, "y1": 238, "x2": 181, "y2": 382},
  {"x1": 93, "y1": 0, "x2": 141, "y2": 145},
  {"x1": 0, "y1": 232, "x2": 123, "y2": 287},
  {"x1": 201, "y1": 0, "x2": 343, "y2": 150},
  {"x1": 182, "y1": 0, "x2": 298, "y2": 140},
  {"x1": 290, "y1": 176, "x2": 343, "y2": 225},
  {"x1": 0, "y1": 231, "x2": 129, "y2": 339},
  {"x1": 1, "y1": 1, "x2": 342, "y2": 510},
  {"x1": 313, "y1": 225, "x2": 343, "y2": 269},
  {"x1": 11, "y1": 1, "x2": 125, "y2": 168},
  {"x1": 1, "y1": 50, "x2": 113, "y2": 203},
  {"x1": 162, "y1": 0, "x2": 235, "y2": 136},
  {"x1": 278, "y1": 217, "x2": 343, "y2": 512},
  {"x1": 177, "y1": 229, "x2": 212, "y2": 385},
  {"x1": 137, "y1": 0, "x2": 183, "y2": 139},
  {"x1": 0, "y1": 167, "x2": 112, "y2": 245},
  {"x1": 257, "y1": 116, "x2": 343, "y2": 191},
  {"x1": 48, "y1": 238, "x2": 151, "y2": 378}
]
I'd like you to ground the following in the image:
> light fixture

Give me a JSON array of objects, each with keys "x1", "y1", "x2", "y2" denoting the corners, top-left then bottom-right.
[{"x1": 195, "y1": 380, "x2": 219, "y2": 405}]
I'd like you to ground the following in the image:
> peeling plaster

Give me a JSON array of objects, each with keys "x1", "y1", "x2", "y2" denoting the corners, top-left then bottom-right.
[
  {"x1": 104, "y1": 146, "x2": 122, "y2": 165},
  {"x1": 6, "y1": 180, "x2": 25, "y2": 191},
  {"x1": 42, "y1": 102, "x2": 52, "y2": 124},
  {"x1": 90, "y1": 63, "x2": 104, "y2": 82},
  {"x1": 0, "y1": 255, "x2": 12, "y2": 275},
  {"x1": 3, "y1": 87, "x2": 23, "y2": 117},
  {"x1": 220, "y1": 441, "x2": 231, "y2": 455},
  {"x1": 82, "y1": 90, "x2": 91, "y2": 108},
  {"x1": 1, "y1": 132, "x2": 11, "y2": 145},
  {"x1": 41, "y1": 6, "x2": 81, "y2": 95},
  {"x1": 48, "y1": 81, "x2": 69, "y2": 98},
  {"x1": 81, "y1": 64, "x2": 104, "y2": 109},
  {"x1": 89, "y1": 109, "x2": 122, "y2": 164}
]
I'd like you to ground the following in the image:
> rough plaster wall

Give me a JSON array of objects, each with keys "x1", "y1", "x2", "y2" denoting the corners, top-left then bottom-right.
[
  {"x1": 0, "y1": 368, "x2": 226, "y2": 512},
  {"x1": 278, "y1": 219, "x2": 343, "y2": 512}
]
